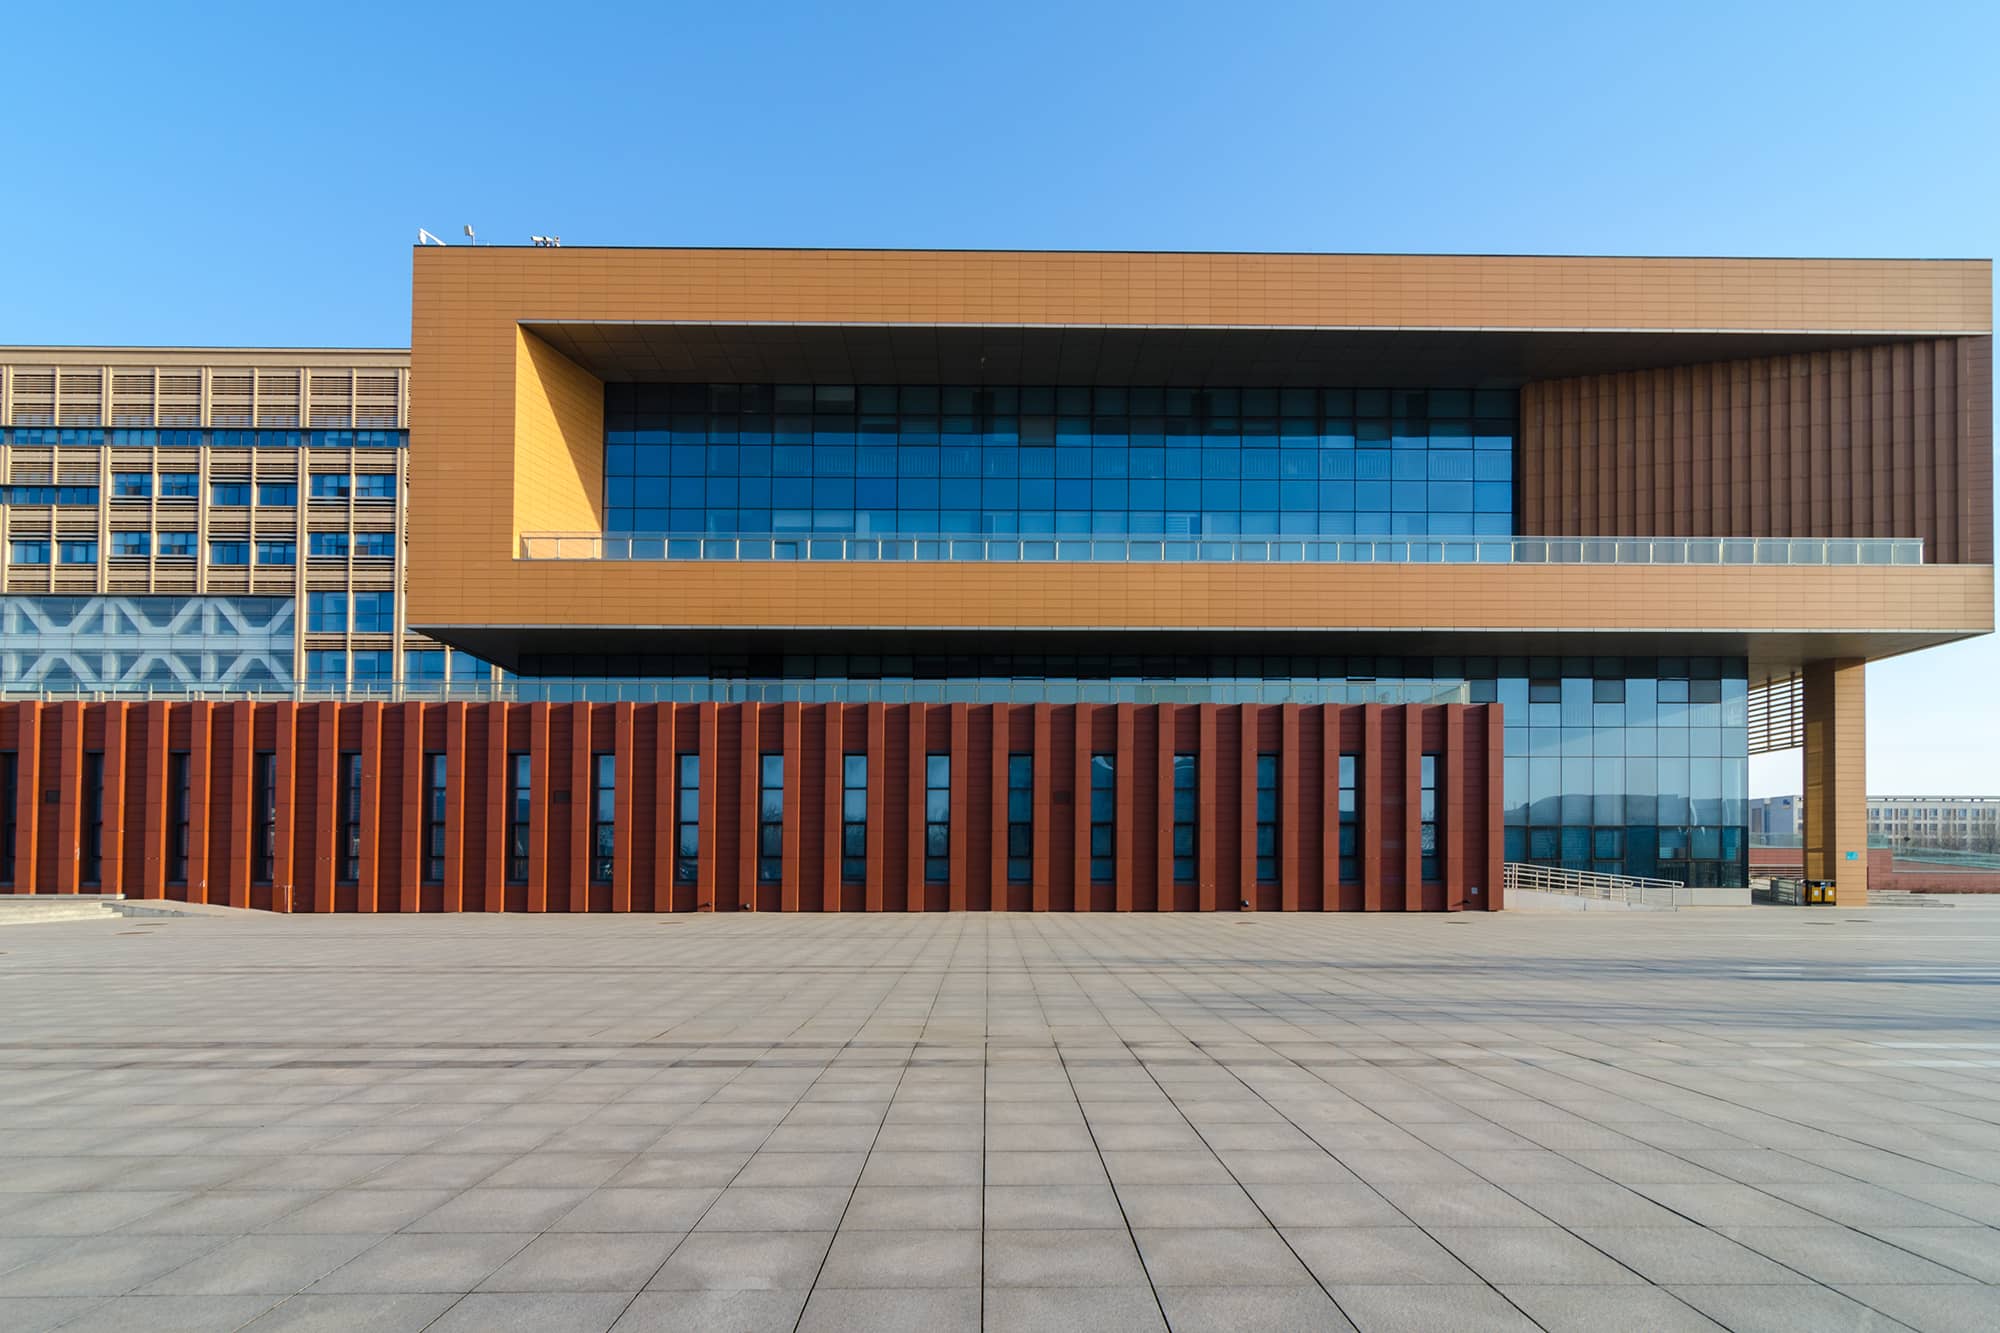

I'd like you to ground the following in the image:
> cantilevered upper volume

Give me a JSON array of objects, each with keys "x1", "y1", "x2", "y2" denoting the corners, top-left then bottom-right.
[{"x1": 406, "y1": 247, "x2": 1990, "y2": 663}]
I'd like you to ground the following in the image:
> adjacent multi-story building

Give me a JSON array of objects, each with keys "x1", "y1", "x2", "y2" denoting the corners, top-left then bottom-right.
[
  {"x1": 1866, "y1": 796, "x2": 2000, "y2": 849},
  {"x1": 0, "y1": 348, "x2": 492, "y2": 692},
  {"x1": 0, "y1": 249, "x2": 1990, "y2": 911}
]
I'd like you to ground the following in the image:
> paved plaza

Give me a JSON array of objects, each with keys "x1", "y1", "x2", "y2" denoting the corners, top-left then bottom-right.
[{"x1": 1, "y1": 907, "x2": 1999, "y2": 1332}]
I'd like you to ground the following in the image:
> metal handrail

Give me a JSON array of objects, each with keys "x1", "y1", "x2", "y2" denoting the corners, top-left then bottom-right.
[
  {"x1": 0, "y1": 678, "x2": 1473, "y2": 706},
  {"x1": 519, "y1": 532, "x2": 1926, "y2": 566},
  {"x1": 1503, "y1": 861, "x2": 1688, "y2": 909}
]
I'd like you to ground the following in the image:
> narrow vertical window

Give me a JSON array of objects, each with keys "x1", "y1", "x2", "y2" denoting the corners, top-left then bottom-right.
[
  {"x1": 925, "y1": 753, "x2": 950, "y2": 884},
  {"x1": 1338, "y1": 755, "x2": 1359, "y2": 883},
  {"x1": 1255, "y1": 753, "x2": 1279, "y2": 883},
  {"x1": 80, "y1": 752, "x2": 104, "y2": 887},
  {"x1": 1089, "y1": 753, "x2": 1115, "y2": 884},
  {"x1": 758, "y1": 754, "x2": 783, "y2": 885},
  {"x1": 591, "y1": 752, "x2": 616, "y2": 885},
  {"x1": 0, "y1": 752, "x2": 15, "y2": 884},
  {"x1": 841, "y1": 754, "x2": 867, "y2": 884},
  {"x1": 507, "y1": 752, "x2": 531, "y2": 885},
  {"x1": 338, "y1": 751, "x2": 362, "y2": 884},
  {"x1": 1172, "y1": 753, "x2": 1197, "y2": 885},
  {"x1": 252, "y1": 751, "x2": 276, "y2": 884},
  {"x1": 675, "y1": 754, "x2": 700, "y2": 885},
  {"x1": 1421, "y1": 754, "x2": 1440, "y2": 882},
  {"x1": 424, "y1": 752, "x2": 447, "y2": 885},
  {"x1": 168, "y1": 751, "x2": 191, "y2": 885},
  {"x1": 1006, "y1": 754, "x2": 1032, "y2": 885}
]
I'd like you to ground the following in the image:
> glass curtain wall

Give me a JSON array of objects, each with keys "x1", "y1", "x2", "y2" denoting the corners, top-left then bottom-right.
[{"x1": 604, "y1": 385, "x2": 1514, "y2": 540}]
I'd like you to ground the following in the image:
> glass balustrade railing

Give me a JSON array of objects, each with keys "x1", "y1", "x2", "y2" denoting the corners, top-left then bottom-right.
[
  {"x1": 519, "y1": 532, "x2": 1926, "y2": 566},
  {"x1": 0, "y1": 678, "x2": 1471, "y2": 706}
]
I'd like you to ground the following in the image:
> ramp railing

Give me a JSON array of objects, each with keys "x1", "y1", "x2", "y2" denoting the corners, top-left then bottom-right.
[{"x1": 1503, "y1": 862, "x2": 1689, "y2": 910}]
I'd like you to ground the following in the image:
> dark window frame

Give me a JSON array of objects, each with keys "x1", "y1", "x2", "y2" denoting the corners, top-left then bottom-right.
[
  {"x1": 1255, "y1": 753, "x2": 1279, "y2": 884},
  {"x1": 506, "y1": 752, "x2": 531, "y2": 885},
  {"x1": 675, "y1": 753, "x2": 700, "y2": 886},
  {"x1": 758, "y1": 753, "x2": 783, "y2": 885},
  {"x1": 168, "y1": 751, "x2": 191, "y2": 885},
  {"x1": 1420, "y1": 753, "x2": 1441, "y2": 882},
  {"x1": 841, "y1": 753, "x2": 867, "y2": 885},
  {"x1": 590, "y1": 752, "x2": 615, "y2": 885},
  {"x1": 1089, "y1": 753, "x2": 1115, "y2": 884},
  {"x1": 925, "y1": 753, "x2": 951, "y2": 885},
  {"x1": 1172, "y1": 752, "x2": 1197, "y2": 885},
  {"x1": 1006, "y1": 753, "x2": 1032, "y2": 885},
  {"x1": 252, "y1": 751, "x2": 276, "y2": 885},
  {"x1": 338, "y1": 751, "x2": 362, "y2": 884},
  {"x1": 424, "y1": 751, "x2": 448, "y2": 886}
]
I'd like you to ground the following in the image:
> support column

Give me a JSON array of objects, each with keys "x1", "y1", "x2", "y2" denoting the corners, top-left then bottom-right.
[{"x1": 1803, "y1": 658, "x2": 1869, "y2": 906}]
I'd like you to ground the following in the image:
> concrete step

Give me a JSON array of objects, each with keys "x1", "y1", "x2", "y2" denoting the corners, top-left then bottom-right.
[
  {"x1": 0, "y1": 894, "x2": 127, "y2": 925},
  {"x1": 1867, "y1": 890, "x2": 1954, "y2": 908}
]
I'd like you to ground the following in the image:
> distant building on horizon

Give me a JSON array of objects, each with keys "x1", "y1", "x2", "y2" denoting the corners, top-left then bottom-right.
[{"x1": 1754, "y1": 794, "x2": 2000, "y2": 852}]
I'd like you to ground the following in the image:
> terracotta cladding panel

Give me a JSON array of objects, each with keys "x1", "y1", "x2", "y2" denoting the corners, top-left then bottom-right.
[
  {"x1": 0, "y1": 701, "x2": 1502, "y2": 912},
  {"x1": 1522, "y1": 337, "x2": 1995, "y2": 564}
]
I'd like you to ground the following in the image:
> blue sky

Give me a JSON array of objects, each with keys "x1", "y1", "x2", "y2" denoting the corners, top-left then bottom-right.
[{"x1": 6, "y1": 0, "x2": 1995, "y2": 793}]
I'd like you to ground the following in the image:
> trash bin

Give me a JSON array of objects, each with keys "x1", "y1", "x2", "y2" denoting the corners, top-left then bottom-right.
[{"x1": 1805, "y1": 879, "x2": 1835, "y2": 905}]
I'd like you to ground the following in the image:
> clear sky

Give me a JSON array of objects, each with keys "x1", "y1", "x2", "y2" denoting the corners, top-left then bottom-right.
[{"x1": 6, "y1": 0, "x2": 1995, "y2": 794}]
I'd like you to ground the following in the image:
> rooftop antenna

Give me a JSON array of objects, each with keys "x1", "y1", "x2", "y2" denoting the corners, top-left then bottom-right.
[
  {"x1": 416, "y1": 228, "x2": 447, "y2": 246},
  {"x1": 463, "y1": 224, "x2": 477, "y2": 245},
  {"x1": 530, "y1": 235, "x2": 562, "y2": 247}
]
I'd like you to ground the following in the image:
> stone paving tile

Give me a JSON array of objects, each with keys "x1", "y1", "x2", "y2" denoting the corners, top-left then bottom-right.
[
  {"x1": 5, "y1": 909, "x2": 2000, "y2": 1328},
  {"x1": 476, "y1": 1232, "x2": 683, "y2": 1292},
  {"x1": 1669, "y1": 1283, "x2": 1910, "y2": 1332},
  {"x1": 796, "y1": 1286, "x2": 982, "y2": 1332},
  {"x1": 1497, "y1": 1283, "x2": 1725, "y2": 1332},
  {"x1": 44, "y1": 1293, "x2": 283, "y2": 1332},
  {"x1": 1325, "y1": 1283, "x2": 1541, "y2": 1332},
  {"x1": 983, "y1": 1285, "x2": 1166, "y2": 1332}
]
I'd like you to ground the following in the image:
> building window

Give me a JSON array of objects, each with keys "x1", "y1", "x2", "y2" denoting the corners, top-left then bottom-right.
[
  {"x1": 159, "y1": 472, "x2": 199, "y2": 498},
  {"x1": 252, "y1": 751, "x2": 276, "y2": 884},
  {"x1": 255, "y1": 540, "x2": 297, "y2": 565},
  {"x1": 350, "y1": 651, "x2": 392, "y2": 684},
  {"x1": 211, "y1": 481, "x2": 251, "y2": 506},
  {"x1": 305, "y1": 651, "x2": 346, "y2": 685},
  {"x1": 424, "y1": 752, "x2": 448, "y2": 885},
  {"x1": 354, "y1": 474, "x2": 396, "y2": 499},
  {"x1": 507, "y1": 752, "x2": 531, "y2": 885},
  {"x1": 1420, "y1": 754, "x2": 1440, "y2": 882},
  {"x1": 209, "y1": 541, "x2": 250, "y2": 566},
  {"x1": 338, "y1": 751, "x2": 362, "y2": 884},
  {"x1": 1339, "y1": 755, "x2": 1359, "y2": 883},
  {"x1": 309, "y1": 532, "x2": 349, "y2": 558},
  {"x1": 590, "y1": 753, "x2": 615, "y2": 885},
  {"x1": 1255, "y1": 753, "x2": 1279, "y2": 883},
  {"x1": 112, "y1": 472, "x2": 153, "y2": 498},
  {"x1": 8, "y1": 541, "x2": 49, "y2": 564},
  {"x1": 157, "y1": 532, "x2": 195, "y2": 558},
  {"x1": 675, "y1": 754, "x2": 699, "y2": 885},
  {"x1": 1172, "y1": 753, "x2": 1197, "y2": 885},
  {"x1": 307, "y1": 591, "x2": 347, "y2": 632},
  {"x1": 1089, "y1": 753, "x2": 1114, "y2": 884},
  {"x1": 354, "y1": 531, "x2": 395, "y2": 558},
  {"x1": 598, "y1": 382, "x2": 1515, "y2": 541},
  {"x1": 0, "y1": 751, "x2": 15, "y2": 883},
  {"x1": 923, "y1": 753, "x2": 950, "y2": 884},
  {"x1": 758, "y1": 754, "x2": 783, "y2": 885},
  {"x1": 258, "y1": 482, "x2": 298, "y2": 506},
  {"x1": 81, "y1": 751, "x2": 104, "y2": 887},
  {"x1": 1007, "y1": 754, "x2": 1032, "y2": 885},
  {"x1": 406, "y1": 650, "x2": 446, "y2": 682},
  {"x1": 841, "y1": 754, "x2": 867, "y2": 884},
  {"x1": 59, "y1": 540, "x2": 98, "y2": 565},
  {"x1": 310, "y1": 473, "x2": 351, "y2": 500},
  {"x1": 168, "y1": 751, "x2": 190, "y2": 885},
  {"x1": 351, "y1": 591, "x2": 394, "y2": 633},
  {"x1": 111, "y1": 531, "x2": 151, "y2": 558}
]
